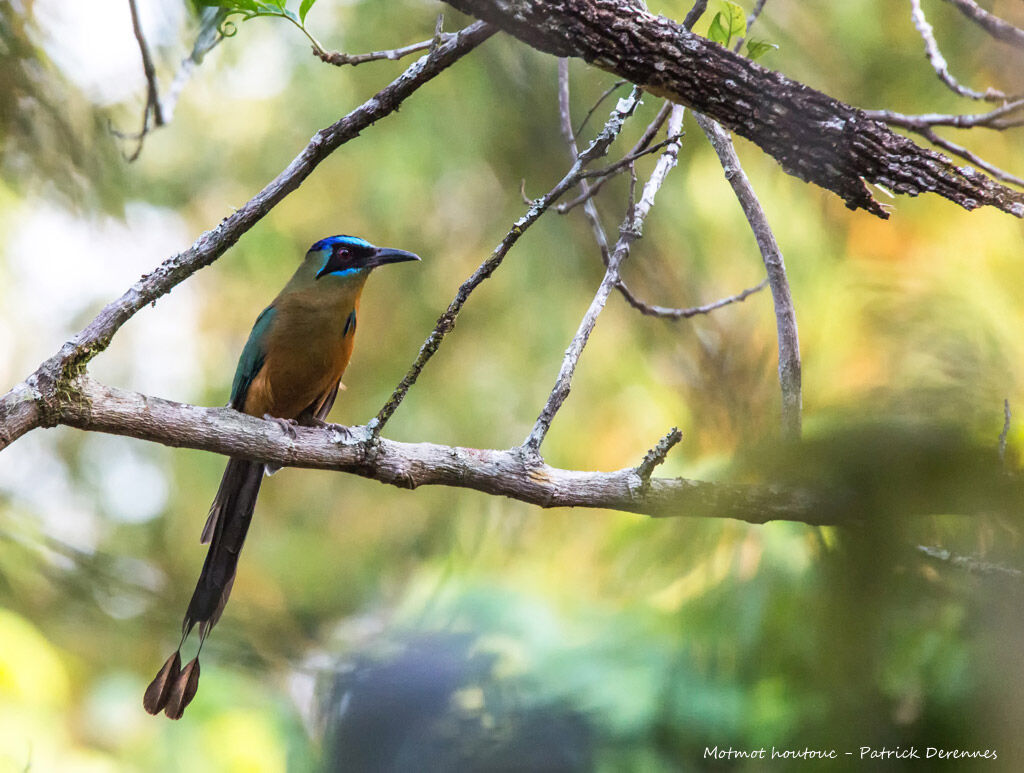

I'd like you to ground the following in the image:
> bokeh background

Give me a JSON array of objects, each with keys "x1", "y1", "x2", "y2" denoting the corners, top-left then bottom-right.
[{"x1": 2, "y1": 0, "x2": 1024, "y2": 769}]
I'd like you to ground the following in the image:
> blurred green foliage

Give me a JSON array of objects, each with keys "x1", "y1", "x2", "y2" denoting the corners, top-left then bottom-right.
[{"x1": 2, "y1": 0, "x2": 1024, "y2": 770}]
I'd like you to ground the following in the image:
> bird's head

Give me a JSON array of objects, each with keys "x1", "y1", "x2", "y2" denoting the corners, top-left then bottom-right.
[{"x1": 309, "y1": 235, "x2": 420, "y2": 280}]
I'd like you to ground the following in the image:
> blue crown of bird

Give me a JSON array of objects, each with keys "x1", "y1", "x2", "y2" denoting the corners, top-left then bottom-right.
[{"x1": 143, "y1": 235, "x2": 420, "y2": 719}]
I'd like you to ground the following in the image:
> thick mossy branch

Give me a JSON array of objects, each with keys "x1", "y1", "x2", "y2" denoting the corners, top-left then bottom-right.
[{"x1": 443, "y1": 0, "x2": 1024, "y2": 219}]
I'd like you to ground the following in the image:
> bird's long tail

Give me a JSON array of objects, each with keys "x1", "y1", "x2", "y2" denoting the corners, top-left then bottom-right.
[
  {"x1": 186, "y1": 457, "x2": 265, "y2": 636},
  {"x1": 144, "y1": 457, "x2": 264, "y2": 718}
]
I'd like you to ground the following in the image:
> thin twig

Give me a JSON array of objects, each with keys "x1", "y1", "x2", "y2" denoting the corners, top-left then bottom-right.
[
  {"x1": 524, "y1": 105, "x2": 685, "y2": 454},
  {"x1": 682, "y1": 0, "x2": 708, "y2": 31},
  {"x1": 557, "y1": 116, "x2": 675, "y2": 218},
  {"x1": 371, "y1": 88, "x2": 643, "y2": 436},
  {"x1": 575, "y1": 79, "x2": 628, "y2": 137},
  {"x1": 918, "y1": 127, "x2": 1024, "y2": 188},
  {"x1": 552, "y1": 120, "x2": 679, "y2": 218},
  {"x1": 316, "y1": 34, "x2": 455, "y2": 66},
  {"x1": 732, "y1": 0, "x2": 769, "y2": 53},
  {"x1": 556, "y1": 174, "x2": 614, "y2": 215},
  {"x1": 864, "y1": 98, "x2": 1024, "y2": 130},
  {"x1": 631, "y1": 101, "x2": 673, "y2": 155},
  {"x1": 579, "y1": 134, "x2": 684, "y2": 181},
  {"x1": 429, "y1": 13, "x2": 445, "y2": 55},
  {"x1": 519, "y1": 179, "x2": 532, "y2": 205},
  {"x1": 558, "y1": 66, "x2": 698, "y2": 322},
  {"x1": 636, "y1": 427, "x2": 683, "y2": 482},
  {"x1": 999, "y1": 399, "x2": 1011, "y2": 467},
  {"x1": 864, "y1": 100, "x2": 1024, "y2": 187},
  {"x1": 940, "y1": 0, "x2": 1024, "y2": 50},
  {"x1": 124, "y1": 0, "x2": 164, "y2": 161},
  {"x1": 556, "y1": 62, "x2": 672, "y2": 276},
  {"x1": 557, "y1": 59, "x2": 611, "y2": 261},
  {"x1": 909, "y1": 0, "x2": 1007, "y2": 101},
  {"x1": 619, "y1": 278, "x2": 768, "y2": 320},
  {"x1": 695, "y1": 113, "x2": 801, "y2": 439}
]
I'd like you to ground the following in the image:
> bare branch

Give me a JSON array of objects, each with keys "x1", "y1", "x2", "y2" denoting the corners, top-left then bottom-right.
[
  {"x1": 122, "y1": 0, "x2": 165, "y2": 161},
  {"x1": 430, "y1": 13, "x2": 447, "y2": 55},
  {"x1": 524, "y1": 104, "x2": 685, "y2": 454},
  {"x1": 553, "y1": 105, "x2": 676, "y2": 216},
  {"x1": 864, "y1": 98, "x2": 1024, "y2": 130},
  {"x1": 372, "y1": 87, "x2": 643, "y2": 435},
  {"x1": 575, "y1": 78, "x2": 628, "y2": 137},
  {"x1": 732, "y1": 0, "x2": 769, "y2": 54},
  {"x1": 909, "y1": 0, "x2": 1007, "y2": 101},
  {"x1": 618, "y1": 278, "x2": 768, "y2": 320},
  {"x1": 863, "y1": 100, "x2": 1024, "y2": 187},
  {"x1": 0, "y1": 21, "x2": 496, "y2": 452},
  {"x1": 54, "y1": 377, "x2": 825, "y2": 525},
  {"x1": 556, "y1": 58, "x2": 609, "y2": 264},
  {"x1": 636, "y1": 427, "x2": 683, "y2": 482},
  {"x1": 0, "y1": 382, "x2": 44, "y2": 452},
  {"x1": 557, "y1": 71, "x2": 691, "y2": 324},
  {"x1": 940, "y1": 0, "x2": 1024, "y2": 50},
  {"x1": 555, "y1": 172, "x2": 614, "y2": 216},
  {"x1": 630, "y1": 100, "x2": 673, "y2": 155},
  {"x1": 33, "y1": 377, "x2": 1021, "y2": 528},
  {"x1": 917, "y1": 127, "x2": 1024, "y2": 189},
  {"x1": 442, "y1": 0, "x2": 1024, "y2": 218},
  {"x1": 695, "y1": 113, "x2": 801, "y2": 439},
  {"x1": 128, "y1": 0, "x2": 164, "y2": 126},
  {"x1": 579, "y1": 134, "x2": 684, "y2": 181},
  {"x1": 316, "y1": 34, "x2": 456, "y2": 67},
  {"x1": 682, "y1": 0, "x2": 708, "y2": 31}
]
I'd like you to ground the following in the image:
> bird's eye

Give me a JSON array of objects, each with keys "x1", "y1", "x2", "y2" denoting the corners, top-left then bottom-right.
[{"x1": 340, "y1": 249, "x2": 350, "y2": 259}]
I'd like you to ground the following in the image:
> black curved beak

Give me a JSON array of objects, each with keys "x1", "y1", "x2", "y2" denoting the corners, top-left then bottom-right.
[{"x1": 366, "y1": 247, "x2": 421, "y2": 268}]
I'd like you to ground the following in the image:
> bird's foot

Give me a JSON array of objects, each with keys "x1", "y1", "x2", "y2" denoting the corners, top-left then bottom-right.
[
  {"x1": 295, "y1": 416, "x2": 367, "y2": 443},
  {"x1": 295, "y1": 415, "x2": 331, "y2": 430},
  {"x1": 330, "y1": 423, "x2": 372, "y2": 444},
  {"x1": 263, "y1": 414, "x2": 300, "y2": 439}
]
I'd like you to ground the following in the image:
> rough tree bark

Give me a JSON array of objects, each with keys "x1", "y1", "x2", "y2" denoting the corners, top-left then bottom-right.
[{"x1": 442, "y1": 0, "x2": 1024, "y2": 219}]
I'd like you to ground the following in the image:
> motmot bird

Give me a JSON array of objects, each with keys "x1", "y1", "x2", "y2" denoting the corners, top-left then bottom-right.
[{"x1": 143, "y1": 235, "x2": 420, "y2": 719}]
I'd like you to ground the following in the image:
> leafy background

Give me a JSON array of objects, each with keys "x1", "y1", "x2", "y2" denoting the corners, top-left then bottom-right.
[{"x1": 1, "y1": 0, "x2": 1024, "y2": 770}]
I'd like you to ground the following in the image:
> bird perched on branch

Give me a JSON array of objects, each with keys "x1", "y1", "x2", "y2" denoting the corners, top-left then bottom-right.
[{"x1": 143, "y1": 235, "x2": 420, "y2": 719}]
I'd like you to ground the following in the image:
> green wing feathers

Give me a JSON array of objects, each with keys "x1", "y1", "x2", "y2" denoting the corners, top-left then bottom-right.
[{"x1": 229, "y1": 305, "x2": 276, "y2": 411}]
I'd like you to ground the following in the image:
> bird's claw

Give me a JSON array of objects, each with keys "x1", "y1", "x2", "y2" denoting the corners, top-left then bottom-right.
[
  {"x1": 325, "y1": 423, "x2": 368, "y2": 445},
  {"x1": 263, "y1": 414, "x2": 300, "y2": 439}
]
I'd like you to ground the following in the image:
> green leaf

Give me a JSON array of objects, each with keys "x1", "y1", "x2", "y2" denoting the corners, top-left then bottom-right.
[
  {"x1": 721, "y1": 1, "x2": 747, "y2": 40},
  {"x1": 707, "y1": 2, "x2": 746, "y2": 47},
  {"x1": 745, "y1": 39, "x2": 779, "y2": 61},
  {"x1": 707, "y1": 13, "x2": 730, "y2": 46},
  {"x1": 299, "y1": 0, "x2": 317, "y2": 23}
]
